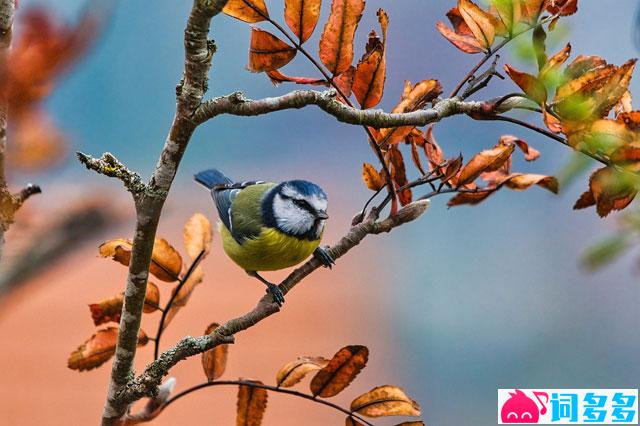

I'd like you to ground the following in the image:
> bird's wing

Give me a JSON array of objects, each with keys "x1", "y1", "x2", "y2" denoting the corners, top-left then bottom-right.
[{"x1": 215, "y1": 181, "x2": 273, "y2": 243}]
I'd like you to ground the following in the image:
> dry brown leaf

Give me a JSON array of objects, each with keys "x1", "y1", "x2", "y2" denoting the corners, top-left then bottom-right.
[
  {"x1": 163, "y1": 266, "x2": 205, "y2": 328},
  {"x1": 183, "y1": 213, "x2": 213, "y2": 260},
  {"x1": 223, "y1": 0, "x2": 269, "y2": 23},
  {"x1": 353, "y1": 30, "x2": 386, "y2": 109},
  {"x1": 362, "y1": 162, "x2": 386, "y2": 191},
  {"x1": 319, "y1": 0, "x2": 365, "y2": 75},
  {"x1": 237, "y1": 380, "x2": 268, "y2": 426},
  {"x1": 394, "y1": 422, "x2": 426, "y2": 426},
  {"x1": 499, "y1": 135, "x2": 540, "y2": 161},
  {"x1": 68, "y1": 327, "x2": 148, "y2": 372},
  {"x1": 98, "y1": 238, "x2": 182, "y2": 282},
  {"x1": 545, "y1": 0, "x2": 577, "y2": 16},
  {"x1": 275, "y1": 356, "x2": 329, "y2": 388},
  {"x1": 266, "y1": 70, "x2": 326, "y2": 86},
  {"x1": 503, "y1": 174, "x2": 559, "y2": 193},
  {"x1": 284, "y1": 0, "x2": 322, "y2": 43},
  {"x1": 588, "y1": 167, "x2": 637, "y2": 217},
  {"x1": 436, "y1": 21, "x2": 485, "y2": 54},
  {"x1": 89, "y1": 282, "x2": 160, "y2": 326},
  {"x1": 447, "y1": 190, "x2": 494, "y2": 206},
  {"x1": 520, "y1": 0, "x2": 547, "y2": 23},
  {"x1": 458, "y1": 0, "x2": 498, "y2": 50},
  {"x1": 310, "y1": 345, "x2": 369, "y2": 398},
  {"x1": 457, "y1": 143, "x2": 515, "y2": 185},
  {"x1": 248, "y1": 28, "x2": 297, "y2": 72},
  {"x1": 350, "y1": 385, "x2": 421, "y2": 417},
  {"x1": 504, "y1": 64, "x2": 547, "y2": 105},
  {"x1": 389, "y1": 147, "x2": 412, "y2": 206},
  {"x1": 201, "y1": 322, "x2": 229, "y2": 381}
]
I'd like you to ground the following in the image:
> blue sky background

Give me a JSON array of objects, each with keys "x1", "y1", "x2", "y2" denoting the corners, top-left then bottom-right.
[{"x1": 17, "y1": 1, "x2": 640, "y2": 424}]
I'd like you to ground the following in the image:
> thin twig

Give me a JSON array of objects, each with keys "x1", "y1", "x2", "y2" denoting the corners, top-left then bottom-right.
[
  {"x1": 160, "y1": 380, "x2": 375, "y2": 426},
  {"x1": 154, "y1": 249, "x2": 206, "y2": 360}
]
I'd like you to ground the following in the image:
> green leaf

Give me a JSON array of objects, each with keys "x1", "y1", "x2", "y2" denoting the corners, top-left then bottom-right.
[{"x1": 582, "y1": 235, "x2": 631, "y2": 271}]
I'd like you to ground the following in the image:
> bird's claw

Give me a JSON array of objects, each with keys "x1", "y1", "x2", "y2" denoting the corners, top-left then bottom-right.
[
  {"x1": 266, "y1": 283, "x2": 285, "y2": 307},
  {"x1": 313, "y1": 246, "x2": 335, "y2": 269}
]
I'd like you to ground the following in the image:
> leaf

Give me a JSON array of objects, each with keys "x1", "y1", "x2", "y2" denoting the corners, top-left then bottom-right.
[
  {"x1": 588, "y1": 167, "x2": 638, "y2": 217},
  {"x1": 99, "y1": 238, "x2": 183, "y2": 282},
  {"x1": 389, "y1": 147, "x2": 412, "y2": 206},
  {"x1": 504, "y1": 64, "x2": 547, "y2": 105},
  {"x1": 362, "y1": 162, "x2": 386, "y2": 191},
  {"x1": 163, "y1": 266, "x2": 205, "y2": 328},
  {"x1": 424, "y1": 126, "x2": 444, "y2": 170},
  {"x1": 499, "y1": 135, "x2": 540, "y2": 161},
  {"x1": 68, "y1": 327, "x2": 148, "y2": 372},
  {"x1": 89, "y1": 282, "x2": 160, "y2": 326},
  {"x1": 276, "y1": 356, "x2": 329, "y2": 387},
  {"x1": 223, "y1": 0, "x2": 269, "y2": 23},
  {"x1": 353, "y1": 11, "x2": 388, "y2": 110},
  {"x1": 492, "y1": 0, "x2": 522, "y2": 35},
  {"x1": 334, "y1": 66, "x2": 357, "y2": 103},
  {"x1": 457, "y1": 142, "x2": 515, "y2": 185},
  {"x1": 447, "y1": 190, "x2": 494, "y2": 206},
  {"x1": 436, "y1": 21, "x2": 484, "y2": 54},
  {"x1": 319, "y1": 0, "x2": 365, "y2": 75},
  {"x1": 539, "y1": 43, "x2": 571, "y2": 81},
  {"x1": 237, "y1": 380, "x2": 268, "y2": 426},
  {"x1": 502, "y1": 173, "x2": 559, "y2": 193},
  {"x1": 201, "y1": 322, "x2": 229, "y2": 381},
  {"x1": 310, "y1": 345, "x2": 369, "y2": 398},
  {"x1": 458, "y1": 0, "x2": 498, "y2": 50},
  {"x1": 545, "y1": 0, "x2": 577, "y2": 16},
  {"x1": 183, "y1": 213, "x2": 213, "y2": 260},
  {"x1": 394, "y1": 422, "x2": 426, "y2": 426},
  {"x1": 582, "y1": 235, "x2": 631, "y2": 271},
  {"x1": 284, "y1": 0, "x2": 322, "y2": 43},
  {"x1": 248, "y1": 28, "x2": 297, "y2": 72},
  {"x1": 520, "y1": 0, "x2": 546, "y2": 23},
  {"x1": 351, "y1": 385, "x2": 421, "y2": 417},
  {"x1": 266, "y1": 70, "x2": 327, "y2": 86}
]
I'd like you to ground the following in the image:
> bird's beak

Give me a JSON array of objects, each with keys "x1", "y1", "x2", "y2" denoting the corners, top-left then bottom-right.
[{"x1": 316, "y1": 210, "x2": 329, "y2": 220}]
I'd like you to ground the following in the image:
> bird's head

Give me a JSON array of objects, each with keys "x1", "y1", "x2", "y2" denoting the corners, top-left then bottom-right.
[{"x1": 263, "y1": 180, "x2": 328, "y2": 240}]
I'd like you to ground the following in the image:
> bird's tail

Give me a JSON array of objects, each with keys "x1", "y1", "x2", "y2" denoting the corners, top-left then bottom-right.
[{"x1": 194, "y1": 169, "x2": 233, "y2": 189}]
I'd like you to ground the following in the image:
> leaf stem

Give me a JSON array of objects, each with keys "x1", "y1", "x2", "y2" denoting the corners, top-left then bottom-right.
[
  {"x1": 160, "y1": 379, "x2": 375, "y2": 426},
  {"x1": 153, "y1": 249, "x2": 206, "y2": 360}
]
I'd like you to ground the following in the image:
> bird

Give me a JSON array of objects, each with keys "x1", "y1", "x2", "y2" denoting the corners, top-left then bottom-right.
[{"x1": 194, "y1": 169, "x2": 334, "y2": 306}]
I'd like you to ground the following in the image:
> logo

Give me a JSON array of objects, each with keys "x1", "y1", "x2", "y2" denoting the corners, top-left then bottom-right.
[{"x1": 498, "y1": 389, "x2": 638, "y2": 424}]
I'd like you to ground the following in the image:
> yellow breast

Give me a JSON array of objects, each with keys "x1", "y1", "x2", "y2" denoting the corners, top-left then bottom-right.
[{"x1": 220, "y1": 223, "x2": 321, "y2": 272}]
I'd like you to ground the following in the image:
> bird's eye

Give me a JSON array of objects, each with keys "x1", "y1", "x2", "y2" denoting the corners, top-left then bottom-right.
[{"x1": 293, "y1": 199, "x2": 307, "y2": 208}]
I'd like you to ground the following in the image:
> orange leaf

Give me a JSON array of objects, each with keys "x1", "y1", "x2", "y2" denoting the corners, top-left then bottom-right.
[
  {"x1": 447, "y1": 190, "x2": 494, "y2": 206},
  {"x1": 201, "y1": 323, "x2": 229, "y2": 381},
  {"x1": 310, "y1": 345, "x2": 369, "y2": 398},
  {"x1": 334, "y1": 66, "x2": 356, "y2": 103},
  {"x1": 588, "y1": 167, "x2": 637, "y2": 217},
  {"x1": 266, "y1": 70, "x2": 326, "y2": 86},
  {"x1": 319, "y1": 0, "x2": 365, "y2": 75},
  {"x1": 9, "y1": 109, "x2": 66, "y2": 171},
  {"x1": 615, "y1": 91, "x2": 633, "y2": 117},
  {"x1": 362, "y1": 162, "x2": 386, "y2": 191},
  {"x1": 223, "y1": 0, "x2": 269, "y2": 23},
  {"x1": 388, "y1": 147, "x2": 412, "y2": 206},
  {"x1": 284, "y1": 0, "x2": 322, "y2": 43},
  {"x1": 98, "y1": 238, "x2": 183, "y2": 282},
  {"x1": 276, "y1": 356, "x2": 329, "y2": 388},
  {"x1": 573, "y1": 189, "x2": 596, "y2": 210},
  {"x1": 520, "y1": 0, "x2": 547, "y2": 23},
  {"x1": 350, "y1": 385, "x2": 421, "y2": 417},
  {"x1": 436, "y1": 21, "x2": 485, "y2": 54},
  {"x1": 499, "y1": 135, "x2": 540, "y2": 161},
  {"x1": 89, "y1": 282, "x2": 160, "y2": 326},
  {"x1": 248, "y1": 28, "x2": 297, "y2": 72},
  {"x1": 410, "y1": 139, "x2": 427, "y2": 176},
  {"x1": 543, "y1": 108, "x2": 563, "y2": 133},
  {"x1": 424, "y1": 126, "x2": 444, "y2": 170},
  {"x1": 442, "y1": 155, "x2": 464, "y2": 187},
  {"x1": 68, "y1": 327, "x2": 148, "y2": 372},
  {"x1": 353, "y1": 23, "x2": 386, "y2": 109},
  {"x1": 545, "y1": 0, "x2": 577, "y2": 16},
  {"x1": 563, "y1": 54, "x2": 608, "y2": 81},
  {"x1": 236, "y1": 380, "x2": 268, "y2": 426},
  {"x1": 504, "y1": 64, "x2": 547, "y2": 104},
  {"x1": 183, "y1": 213, "x2": 213, "y2": 260},
  {"x1": 457, "y1": 143, "x2": 515, "y2": 185},
  {"x1": 458, "y1": 0, "x2": 498, "y2": 50},
  {"x1": 503, "y1": 173, "x2": 559, "y2": 193},
  {"x1": 539, "y1": 43, "x2": 571, "y2": 80}
]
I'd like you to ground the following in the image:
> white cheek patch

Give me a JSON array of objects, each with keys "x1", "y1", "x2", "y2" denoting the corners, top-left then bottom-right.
[
  {"x1": 307, "y1": 194, "x2": 328, "y2": 212},
  {"x1": 273, "y1": 194, "x2": 314, "y2": 235}
]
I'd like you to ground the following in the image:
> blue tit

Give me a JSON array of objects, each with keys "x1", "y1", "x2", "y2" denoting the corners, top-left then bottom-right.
[{"x1": 194, "y1": 169, "x2": 334, "y2": 305}]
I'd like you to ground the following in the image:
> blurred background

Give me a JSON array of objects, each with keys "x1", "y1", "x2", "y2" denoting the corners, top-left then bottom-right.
[{"x1": 0, "y1": 0, "x2": 638, "y2": 425}]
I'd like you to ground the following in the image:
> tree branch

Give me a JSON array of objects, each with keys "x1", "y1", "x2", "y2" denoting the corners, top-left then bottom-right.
[
  {"x1": 195, "y1": 90, "x2": 487, "y2": 128},
  {"x1": 115, "y1": 200, "x2": 430, "y2": 407},
  {"x1": 76, "y1": 152, "x2": 145, "y2": 199},
  {"x1": 99, "y1": 1, "x2": 229, "y2": 424}
]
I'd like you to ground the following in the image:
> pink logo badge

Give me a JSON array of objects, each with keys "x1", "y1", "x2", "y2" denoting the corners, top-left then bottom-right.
[{"x1": 501, "y1": 389, "x2": 549, "y2": 423}]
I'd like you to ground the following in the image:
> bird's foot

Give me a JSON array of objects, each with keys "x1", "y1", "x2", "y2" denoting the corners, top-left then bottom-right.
[
  {"x1": 266, "y1": 283, "x2": 285, "y2": 307},
  {"x1": 313, "y1": 246, "x2": 335, "y2": 269}
]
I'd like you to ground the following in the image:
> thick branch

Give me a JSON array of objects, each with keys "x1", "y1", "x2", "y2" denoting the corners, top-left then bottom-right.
[
  {"x1": 100, "y1": 1, "x2": 228, "y2": 424},
  {"x1": 76, "y1": 152, "x2": 145, "y2": 198},
  {"x1": 117, "y1": 200, "x2": 430, "y2": 406},
  {"x1": 195, "y1": 90, "x2": 487, "y2": 128}
]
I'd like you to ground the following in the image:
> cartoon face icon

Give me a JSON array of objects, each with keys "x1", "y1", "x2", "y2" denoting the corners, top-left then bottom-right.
[{"x1": 501, "y1": 389, "x2": 548, "y2": 423}]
